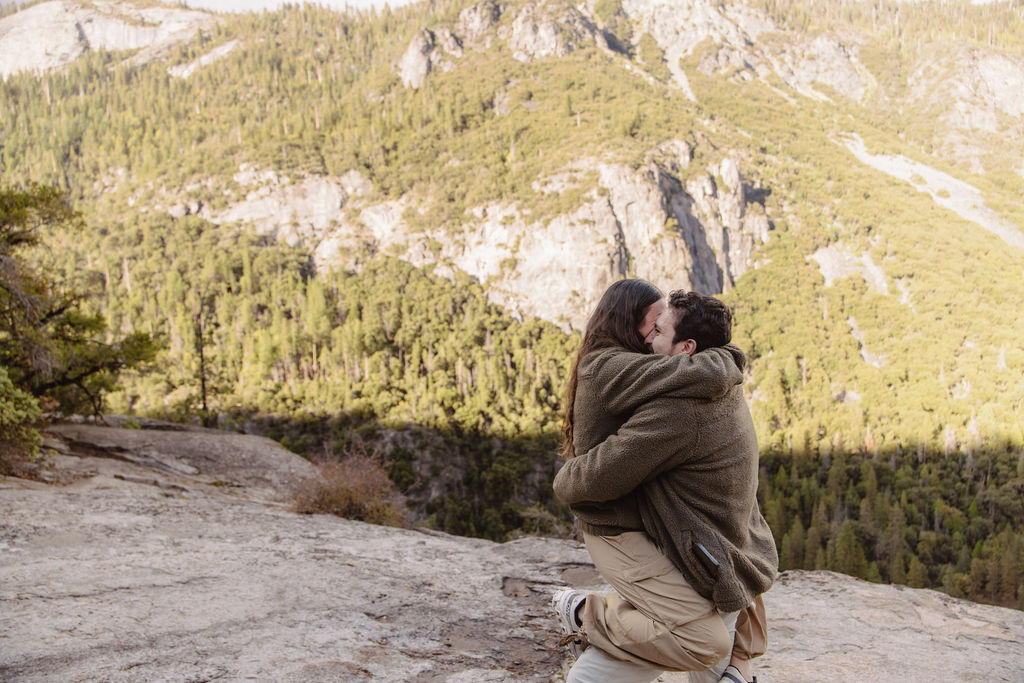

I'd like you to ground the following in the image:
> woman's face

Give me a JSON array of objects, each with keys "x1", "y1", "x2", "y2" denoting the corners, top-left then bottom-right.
[{"x1": 638, "y1": 299, "x2": 666, "y2": 347}]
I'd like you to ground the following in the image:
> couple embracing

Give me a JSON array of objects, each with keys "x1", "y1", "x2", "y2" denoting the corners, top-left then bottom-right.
[{"x1": 551, "y1": 279, "x2": 778, "y2": 683}]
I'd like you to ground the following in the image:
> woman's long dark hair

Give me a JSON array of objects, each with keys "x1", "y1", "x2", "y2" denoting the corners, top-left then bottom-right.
[{"x1": 561, "y1": 278, "x2": 662, "y2": 459}]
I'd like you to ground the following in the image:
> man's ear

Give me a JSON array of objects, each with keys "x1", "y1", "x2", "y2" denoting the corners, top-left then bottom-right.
[{"x1": 680, "y1": 339, "x2": 697, "y2": 356}]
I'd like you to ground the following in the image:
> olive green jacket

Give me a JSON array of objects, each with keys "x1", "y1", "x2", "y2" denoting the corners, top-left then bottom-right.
[
  {"x1": 555, "y1": 345, "x2": 745, "y2": 536},
  {"x1": 554, "y1": 345, "x2": 778, "y2": 612}
]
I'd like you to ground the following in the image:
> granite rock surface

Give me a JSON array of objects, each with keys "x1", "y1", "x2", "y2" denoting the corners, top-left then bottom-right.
[{"x1": 2, "y1": 423, "x2": 1023, "y2": 681}]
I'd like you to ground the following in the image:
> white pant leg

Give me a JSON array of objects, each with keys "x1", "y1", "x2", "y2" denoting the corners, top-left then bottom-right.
[
  {"x1": 567, "y1": 646, "x2": 664, "y2": 683},
  {"x1": 686, "y1": 609, "x2": 740, "y2": 683}
]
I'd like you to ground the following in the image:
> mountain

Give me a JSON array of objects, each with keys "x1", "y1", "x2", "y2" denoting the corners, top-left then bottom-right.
[
  {"x1": 1, "y1": 0, "x2": 1022, "y2": 608},
  {"x1": 3, "y1": 423, "x2": 1023, "y2": 681}
]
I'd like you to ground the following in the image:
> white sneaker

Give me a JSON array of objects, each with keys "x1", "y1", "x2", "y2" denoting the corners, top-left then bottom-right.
[
  {"x1": 719, "y1": 665, "x2": 754, "y2": 683},
  {"x1": 551, "y1": 587, "x2": 587, "y2": 659}
]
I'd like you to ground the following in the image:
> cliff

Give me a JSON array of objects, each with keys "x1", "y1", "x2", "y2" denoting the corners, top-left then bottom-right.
[
  {"x1": 1, "y1": 422, "x2": 1022, "y2": 681},
  {"x1": 210, "y1": 156, "x2": 767, "y2": 332},
  {"x1": 0, "y1": 0, "x2": 212, "y2": 78}
]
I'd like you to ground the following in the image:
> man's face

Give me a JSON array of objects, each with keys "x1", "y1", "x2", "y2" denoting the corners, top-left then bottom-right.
[
  {"x1": 639, "y1": 299, "x2": 666, "y2": 347},
  {"x1": 650, "y1": 307, "x2": 694, "y2": 356}
]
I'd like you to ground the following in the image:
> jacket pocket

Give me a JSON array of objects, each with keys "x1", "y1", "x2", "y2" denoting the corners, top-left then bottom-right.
[
  {"x1": 676, "y1": 532, "x2": 718, "y2": 600},
  {"x1": 616, "y1": 544, "x2": 695, "y2": 625}
]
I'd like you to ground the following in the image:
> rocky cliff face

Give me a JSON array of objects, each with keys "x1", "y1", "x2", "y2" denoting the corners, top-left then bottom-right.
[
  {"x1": 907, "y1": 45, "x2": 1024, "y2": 172},
  {"x1": 3, "y1": 423, "x2": 1023, "y2": 681},
  {"x1": 398, "y1": 27, "x2": 465, "y2": 89},
  {"x1": 619, "y1": 0, "x2": 875, "y2": 104},
  {"x1": 393, "y1": 0, "x2": 1020, "y2": 176},
  {"x1": 0, "y1": 0, "x2": 212, "y2": 79},
  {"x1": 395, "y1": 0, "x2": 874, "y2": 106},
  {"x1": 500, "y1": 2, "x2": 602, "y2": 63},
  {"x1": 207, "y1": 151, "x2": 770, "y2": 331}
]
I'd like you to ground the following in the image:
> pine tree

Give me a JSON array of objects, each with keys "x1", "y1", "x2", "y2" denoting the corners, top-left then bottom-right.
[{"x1": 834, "y1": 519, "x2": 868, "y2": 578}]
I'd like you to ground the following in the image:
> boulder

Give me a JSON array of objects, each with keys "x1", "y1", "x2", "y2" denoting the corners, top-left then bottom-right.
[{"x1": 45, "y1": 420, "x2": 317, "y2": 499}]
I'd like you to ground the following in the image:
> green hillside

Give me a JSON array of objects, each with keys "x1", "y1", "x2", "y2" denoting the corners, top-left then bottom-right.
[{"x1": 1, "y1": 0, "x2": 1022, "y2": 608}]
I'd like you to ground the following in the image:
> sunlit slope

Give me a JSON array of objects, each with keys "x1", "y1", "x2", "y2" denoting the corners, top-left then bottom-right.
[{"x1": 679, "y1": 68, "x2": 1024, "y2": 458}]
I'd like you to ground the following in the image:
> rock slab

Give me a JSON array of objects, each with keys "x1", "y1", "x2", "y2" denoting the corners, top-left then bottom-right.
[{"x1": 2, "y1": 426, "x2": 1023, "y2": 681}]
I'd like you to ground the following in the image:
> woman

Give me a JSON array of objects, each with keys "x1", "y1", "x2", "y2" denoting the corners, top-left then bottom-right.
[{"x1": 552, "y1": 279, "x2": 764, "y2": 683}]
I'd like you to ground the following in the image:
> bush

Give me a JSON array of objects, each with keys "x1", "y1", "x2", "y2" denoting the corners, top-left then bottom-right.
[
  {"x1": 293, "y1": 439, "x2": 410, "y2": 528},
  {"x1": 0, "y1": 365, "x2": 42, "y2": 476}
]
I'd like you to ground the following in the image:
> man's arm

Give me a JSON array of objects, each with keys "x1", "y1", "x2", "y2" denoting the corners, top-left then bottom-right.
[
  {"x1": 553, "y1": 396, "x2": 697, "y2": 504},
  {"x1": 588, "y1": 344, "x2": 744, "y2": 416}
]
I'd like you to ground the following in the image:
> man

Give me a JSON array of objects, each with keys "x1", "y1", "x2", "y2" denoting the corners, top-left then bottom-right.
[{"x1": 553, "y1": 290, "x2": 777, "y2": 683}]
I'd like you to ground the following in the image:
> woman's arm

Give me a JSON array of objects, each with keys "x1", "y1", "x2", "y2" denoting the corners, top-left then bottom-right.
[
  {"x1": 554, "y1": 396, "x2": 697, "y2": 504},
  {"x1": 585, "y1": 344, "x2": 744, "y2": 415}
]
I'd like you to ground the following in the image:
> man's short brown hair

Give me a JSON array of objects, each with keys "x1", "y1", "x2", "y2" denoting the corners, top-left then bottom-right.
[{"x1": 667, "y1": 290, "x2": 732, "y2": 352}]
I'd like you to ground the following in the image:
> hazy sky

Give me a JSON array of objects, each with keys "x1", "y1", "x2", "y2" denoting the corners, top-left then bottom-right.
[
  {"x1": 164, "y1": 0, "x2": 1008, "y2": 9},
  {"x1": 179, "y1": 0, "x2": 420, "y2": 12},
  {"x1": 0, "y1": 0, "x2": 1008, "y2": 13},
  {"x1": 168, "y1": 0, "x2": 1003, "y2": 8},
  {"x1": 0, "y1": 0, "x2": 421, "y2": 10}
]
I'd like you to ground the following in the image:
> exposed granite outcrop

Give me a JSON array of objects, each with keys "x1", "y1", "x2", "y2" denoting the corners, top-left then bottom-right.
[
  {"x1": 206, "y1": 151, "x2": 770, "y2": 332},
  {"x1": 0, "y1": 0, "x2": 212, "y2": 78},
  {"x1": 499, "y1": 2, "x2": 602, "y2": 63},
  {"x1": 907, "y1": 45, "x2": 1024, "y2": 171}
]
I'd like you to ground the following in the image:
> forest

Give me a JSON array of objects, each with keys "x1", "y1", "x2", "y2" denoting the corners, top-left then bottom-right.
[{"x1": 0, "y1": 0, "x2": 1021, "y2": 609}]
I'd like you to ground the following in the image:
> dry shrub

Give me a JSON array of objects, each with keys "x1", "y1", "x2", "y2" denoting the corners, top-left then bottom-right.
[{"x1": 294, "y1": 440, "x2": 410, "y2": 528}]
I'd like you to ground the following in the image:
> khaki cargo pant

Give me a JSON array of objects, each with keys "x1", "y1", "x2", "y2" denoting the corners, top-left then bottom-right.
[{"x1": 579, "y1": 531, "x2": 767, "y2": 674}]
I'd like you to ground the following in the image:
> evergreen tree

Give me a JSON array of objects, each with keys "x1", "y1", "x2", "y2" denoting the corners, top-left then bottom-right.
[{"x1": 0, "y1": 184, "x2": 156, "y2": 464}]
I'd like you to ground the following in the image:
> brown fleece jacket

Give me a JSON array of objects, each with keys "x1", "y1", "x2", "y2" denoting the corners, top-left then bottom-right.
[
  {"x1": 554, "y1": 345, "x2": 778, "y2": 612},
  {"x1": 556, "y1": 345, "x2": 745, "y2": 536}
]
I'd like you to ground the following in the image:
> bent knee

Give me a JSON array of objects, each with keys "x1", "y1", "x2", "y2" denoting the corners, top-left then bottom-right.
[
  {"x1": 675, "y1": 614, "x2": 731, "y2": 669},
  {"x1": 701, "y1": 616, "x2": 733, "y2": 667}
]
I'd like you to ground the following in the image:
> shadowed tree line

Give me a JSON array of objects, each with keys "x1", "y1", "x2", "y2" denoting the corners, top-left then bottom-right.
[{"x1": 760, "y1": 445, "x2": 1024, "y2": 609}]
